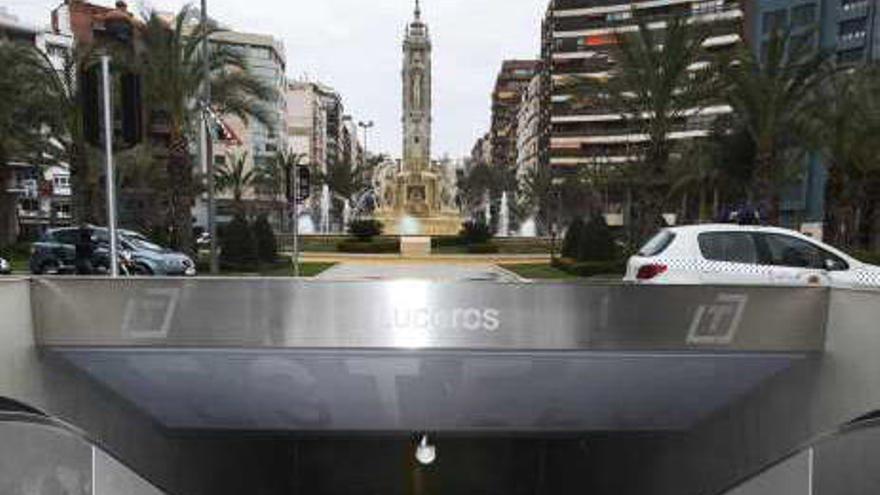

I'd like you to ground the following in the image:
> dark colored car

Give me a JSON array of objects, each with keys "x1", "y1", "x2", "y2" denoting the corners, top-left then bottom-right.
[{"x1": 30, "y1": 227, "x2": 196, "y2": 276}]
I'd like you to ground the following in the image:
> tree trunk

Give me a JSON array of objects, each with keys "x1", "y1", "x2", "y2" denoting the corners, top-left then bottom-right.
[
  {"x1": 0, "y1": 168, "x2": 18, "y2": 246},
  {"x1": 753, "y1": 150, "x2": 780, "y2": 225},
  {"x1": 70, "y1": 142, "x2": 98, "y2": 225},
  {"x1": 698, "y1": 185, "x2": 708, "y2": 223},
  {"x1": 823, "y1": 162, "x2": 848, "y2": 248},
  {"x1": 167, "y1": 134, "x2": 195, "y2": 257}
]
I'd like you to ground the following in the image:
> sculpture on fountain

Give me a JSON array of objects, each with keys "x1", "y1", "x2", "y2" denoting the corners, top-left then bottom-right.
[{"x1": 372, "y1": 0, "x2": 462, "y2": 236}]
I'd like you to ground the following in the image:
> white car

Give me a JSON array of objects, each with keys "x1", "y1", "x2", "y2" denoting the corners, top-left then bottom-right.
[
  {"x1": 0, "y1": 257, "x2": 9, "y2": 275},
  {"x1": 624, "y1": 224, "x2": 880, "y2": 288}
]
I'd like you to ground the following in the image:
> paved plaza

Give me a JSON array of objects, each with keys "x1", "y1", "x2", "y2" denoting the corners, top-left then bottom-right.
[{"x1": 315, "y1": 261, "x2": 523, "y2": 282}]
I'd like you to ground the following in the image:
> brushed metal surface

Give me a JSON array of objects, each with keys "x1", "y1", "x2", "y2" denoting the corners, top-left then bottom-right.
[{"x1": 31, "y1": 278, "x2": 828, "y2": 351}]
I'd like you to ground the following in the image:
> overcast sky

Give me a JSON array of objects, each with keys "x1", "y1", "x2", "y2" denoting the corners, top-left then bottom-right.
[{"x1": 7, "y1": 0, "x2": 545, "y2": 159}]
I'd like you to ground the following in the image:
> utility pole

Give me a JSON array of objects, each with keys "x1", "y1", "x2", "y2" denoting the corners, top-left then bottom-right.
[
  {"x1": 200, "y1": 0, "x2": 218, "y2": 274},
  {"x1": 358, "y1": 120, "x2": 374, "y2": 168},
  {"x1": 101, "y1": 55, "x2": 119, "y2": 278},
  {"x1": 292, "y1": 159, "x2": 300, "y2": 277}
]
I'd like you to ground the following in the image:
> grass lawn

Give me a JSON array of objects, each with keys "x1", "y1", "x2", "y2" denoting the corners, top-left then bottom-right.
[
  {"x1": 9, "y1": 254, "x2": 30, "y2": 273},
  {"x1": 197, "y1": 256, "x2": 335, "y2": 277},
  {"x1": 499, "y1": 263, "x2": 578, "y2": 280}
]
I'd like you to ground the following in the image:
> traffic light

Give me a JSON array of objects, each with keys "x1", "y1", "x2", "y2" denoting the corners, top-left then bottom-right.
[
  {"x1": 297, "y1": 166, "x2": 310, "y2": 202},
  {"x1": 81, "y1": 63, "x2": 143, "y2": 150}
]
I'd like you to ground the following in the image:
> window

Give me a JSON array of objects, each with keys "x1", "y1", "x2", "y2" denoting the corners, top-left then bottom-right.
[
  {"x1": 638, "y1": 230, "x2": 676, "y2": 257},
  {"x1": 759, "y1": 234, "x2": 848, "y2": 270},
  {"x1": 698, "y1": 232, "x2": 759, "y2": 264},
  {"x1": 692, "y1": 0, "x2": 723, "y2": 14},
  {"x1": 607, "y1": 10, "x2": 632, "y2": 21},
  {"x1": 791, "y1": 4, "x2": 816, "y2": 27},
  {"x1": 762, "y1": 10, "x2": 788, "y2": 35},
  {"x1": 839, "y1": 18, "x2": 867, "y2": 39},
  {"x1": 20, "y1": 199, "x2": 39, "y2": 212},
  {"x1": 53, "y1": 230, "x2": 79, "y2": 245}
]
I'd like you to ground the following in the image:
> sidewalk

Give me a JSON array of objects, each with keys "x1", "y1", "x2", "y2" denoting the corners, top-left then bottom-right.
[{"x1": 292, "y1": 251, "x2": 551, "y2": 265}]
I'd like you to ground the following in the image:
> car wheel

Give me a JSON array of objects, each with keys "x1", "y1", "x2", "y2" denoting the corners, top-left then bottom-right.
[
  {"x1": 134, "y1": 264, "x2": 153, "y2": 276},
  {"x1": 40, "y1": 260, "x2": 61, "y2": 275}
]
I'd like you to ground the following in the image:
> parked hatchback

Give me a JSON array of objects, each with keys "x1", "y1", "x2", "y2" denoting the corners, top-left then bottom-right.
[
  {"x1": 30, "y1": 227, "x2": 196, "y2": 276},
  {"x1": 624, "y1": 224, "x2": 880, "y2": 288}
]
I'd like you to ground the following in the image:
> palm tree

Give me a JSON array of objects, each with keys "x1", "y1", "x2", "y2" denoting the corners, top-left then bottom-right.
[
  {"x1": 723, "y1": 28, "x2": 830, "y2": 223},
  {"x1": 215, "y1": 149, "x2": 254, "y2": 215},
  {"x1": 0, "y1": 41, "x2": 54, "y2": 244},
  {"x1": 141, "y1": 6, "x2": 276, "y2": 254},
  {"x1": 571, "y1": 16, "x2": 721, "y2": 241},
  {"x1": 270, "y1": 150, "x2": 306, "y2": 231},
  {"x1": 803, "y1": 67, "x2": 880, "y2": 248}
]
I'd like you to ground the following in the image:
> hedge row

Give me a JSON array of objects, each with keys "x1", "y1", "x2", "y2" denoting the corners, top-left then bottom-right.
[
  {"x1": 552, "y1": 257, "x2": 626, "y2": 277},
  {"x1": 337, "y1": 239, "x2": 400, "y2": 254}
]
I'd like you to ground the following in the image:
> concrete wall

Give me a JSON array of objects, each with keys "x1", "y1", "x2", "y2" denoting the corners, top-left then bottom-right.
[
  {"x1": 632, "y1": 288, "x2": 880, "y2": 494},
  {"x1": 0, "y1": 279, "x2": 294, "y2": 495}
]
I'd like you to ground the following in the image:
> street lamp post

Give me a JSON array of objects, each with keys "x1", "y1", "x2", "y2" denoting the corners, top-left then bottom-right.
[
  {"x1": 358, "y1": 120, "x2": 374, "y2": 168},
  {"x1": 200, "y1": 0, "x2": 218, "y2": 275}
]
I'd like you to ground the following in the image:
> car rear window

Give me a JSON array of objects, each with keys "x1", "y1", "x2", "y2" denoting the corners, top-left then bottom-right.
[
  {"x1": 638, "y1": 230, "x2": 676, "y2": 257},
  {"x1": 698, "y1": 232, "x2": 758, "y2": 264}
]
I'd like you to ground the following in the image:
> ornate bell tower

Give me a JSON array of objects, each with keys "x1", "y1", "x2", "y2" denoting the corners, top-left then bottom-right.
[{"x1": 402, "y1": 0, "x2": 432, "y2": 172}]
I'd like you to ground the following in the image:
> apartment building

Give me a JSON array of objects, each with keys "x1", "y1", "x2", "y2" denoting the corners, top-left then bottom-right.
[
  {"x1": 541, "y1": 0, "x2": 743, "y2": 220},
  {"x1": 1, "y1": 7, "x2": 74, "y2": 241},
  {"x1": 515, "y1": 72, "x2": 544, "y2": 185},
  {"x1": 207, "y1": 29, "x2": 287, "y2": 224},
  {"x1": 491, "y1": 60, "x2": 541, "y2": 170}
]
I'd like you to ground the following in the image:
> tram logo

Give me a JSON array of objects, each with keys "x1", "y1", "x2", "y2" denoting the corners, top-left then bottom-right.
[{"x1": 686, "y1": 293, "x2": 747, "y2": 345}]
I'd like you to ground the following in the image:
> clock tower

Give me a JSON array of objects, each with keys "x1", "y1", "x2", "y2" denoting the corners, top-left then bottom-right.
[{"x1": 402, "y1": 0, "x2": 432, "y2": 172}]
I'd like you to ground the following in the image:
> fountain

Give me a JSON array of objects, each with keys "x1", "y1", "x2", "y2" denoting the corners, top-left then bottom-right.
[
  {"x1": 499, "y1": 191, "x2": 510, "y2": 237},
  {"x1": 518, "y1": 217, "x2": 537, "y2": 237},
  {"x1": 342, "y1": 200, "x2": 351, "y2": 233},
  {"x1": 370, "y1": 3, "x2": 462, "y2": 236},
  {"x1": 483, "y1": 191, "x2": 492, "y2": 226},
  {"x1": 298, "y1": 215, "x2": 316, "y2": 234},
  {"x1": 320, "y1": 184, "x2": 331, "y2": 233}
]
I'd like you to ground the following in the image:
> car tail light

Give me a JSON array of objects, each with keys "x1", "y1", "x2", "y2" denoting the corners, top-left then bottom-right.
[{"x1": 636, "y1": 263, "x2": 668, "y2": 280}]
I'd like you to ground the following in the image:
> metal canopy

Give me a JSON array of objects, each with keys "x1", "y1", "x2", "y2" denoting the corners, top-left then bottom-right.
[{"x1": 32, "y1": 279, "x2": 827, "y2": 432}]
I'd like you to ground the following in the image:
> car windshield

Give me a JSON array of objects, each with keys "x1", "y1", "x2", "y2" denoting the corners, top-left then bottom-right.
[
  {"x1": 122, "y1": 235, "x2": 164, "y2": 252},
  {"x1": 638, "y1": 230, "x2": 676, "y2": 257}
]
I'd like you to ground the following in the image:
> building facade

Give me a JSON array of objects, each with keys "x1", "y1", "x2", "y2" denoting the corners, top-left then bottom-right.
[
  {"x1": 491, "y1": 60, "x2": 540, "y2": 171},
  {"x1": 743, "y1": 0, "x2": 880, "y2": 233},
  {"x1": 1, "y1": 6, "x2": 74, "y2": 241},
  {"x1": 205, "y1": 29, "x2": 287, "y2": 226},
  {"x1": 541, "y1": 0, "x2": 743, "y2": 221},
  {"x1": 515, "y1": 72, "x2": 544, "y2": 185}
]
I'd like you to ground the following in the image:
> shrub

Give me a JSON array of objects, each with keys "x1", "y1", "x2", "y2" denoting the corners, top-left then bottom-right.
[
  {"x1": 459, "y1": 220, "x2": 492, "y2": 245},
  {"x1": 467, "y1": 242, "x2": 500, "y2": 254},
  {"x1": 561, "y1": 216, "x2": 618, "y2": 262},
  {"x1": 349, "y1": 219, "x2": 384, "y2": 241},
  {"x1": 220, "y1": 215, "x2": 257, "y2": 268},
  {"x1": 578, "y1": 215, "x2": 618, "y2": 261},
  {"x1": 552, "y1": 257, "x2": 625, "y2": 277},
  {"x1": 561, "y1": 218, "x2": 585, "y2": 259},
  {"x1": 853, "y1": 250, "x2": 880, "y2": 266},
  {"x1": 253, "y1": 214, "x2": 277, "y2": 263},
  {"x1": 337, "y1": 238, "x2": 400, "y2": 253}
]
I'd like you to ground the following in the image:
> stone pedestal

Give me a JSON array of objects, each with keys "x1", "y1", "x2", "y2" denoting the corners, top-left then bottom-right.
[{"x1": 400, "y1": 236, "x2": 431, "y2": 257}]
